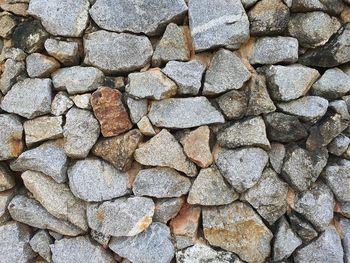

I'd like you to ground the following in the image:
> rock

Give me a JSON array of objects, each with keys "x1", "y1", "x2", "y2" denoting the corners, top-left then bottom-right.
[
  {"x1": 273, "y1": 217, "x2": 302, "y2": 261},
  {"x1": 328, "y1": 134, "x2": 350, "y2": 156},
  {"x1": 0, "y1": 222, "x2": 36, "y2": 263},
  {"x1": 281, "y1": 145, "x2": 328, "y2": 191},
  {"x1": 288, "y1": 12, "x2": 341, "y2": 48},
  {"x1": 153, "y1": 198, "x2": 184, "y2": 224},
  {"x1": 28, "y1": 0, "x2": 89, "y2": 37},
  {"x1": 148, "y1": 97, "x2": 225, "y2": 129},
  {"x1": 152, "y1": 23, "x2": 189, "y2": 67},
  {"x1": 68, "y1": 158, "x2": 129, "y2": 202},
  {"x1": 323, "y1": 162, "x2": 350, "y2": 202},
  {"x1": 71, "y1": 94, "x2": 91, "y2": 110},
  {"x1": 0, "y1": 47, "x2": 26, "y2": 62},
  {"x1": 29, "y1": 230, "x2": 53, "y2": 263},
  {"x1": 26, "y1": 53, "x2": 60, "y2": 78},
  {"x1": 126, "y1": 69, "x2": 177, "y2": 100},
  {"x1": 92, "y1": 129, "x2": 142, "y2": 171},
  {"x1": 249, "y1": 36, "x2": 298, "y2": 65},
  {"x1": 262, "y1": 64, "x2": 320, "y2": 101},
  {"x1": 290, "y1": 0, "x2": 343, "y2": 15},
  {"x1": 91, "y1": 87, "x2": 132, "y2": 137},
  {"x1": 137, "y1": 116, "x2": 156, "y2": 136},
  {"x1": 202, "y1": 202, "x2": 273, "y2": 263},
  {"x1": 277, "y1": 96, "x2": 329, "y2": 122},
  {"x1": 45, "y1": 38, "x2": 81, "y2": 66},
  {"x1": 0, "y1": 59, "x2": 26, "y2": 95},
  {"x1": 87, "y1": 196, "x2": 154, "y2": 237},
  {"x1": 23, "y1": 116, "x2": 63, "y2": 146},
  {"x1": 0, "y1": 114, "x2": 23, "y2": 161},
  {"x1": 126, "y1": 97, "x2": 148, "y2": 124},
  {"x1": 8, "y1": 195, "x2": 84, "y2": 236},
  {"x1": 109, "y1": 223, "x2": 174, "y2": 263},
  {"x1": 162, "y1": 60, "x2": 205, "y2": 95},
  {"x1": 0, "y1": 12, "x2": 17, "y2": 38},
  {"x1": 241, "y1": 168, "x2": 289, "y2": 225},
  {"x1": 83, "y1": 30, "x2": 153, "y2": 74},
  {"x1": 134, "y1": 129, "x2": 197, "y2": 177},
  {"x1": 215, "y1": 147, "x2": 268, "y2": 193},
  {"x1": 268, "y1": 143, "x2": 286, "y2": 173},
  {"x1": 242, "y1": 0, "x2": 259, "y2": 8},
  {"x1": 299, "y1": 24, "x2": 350, "y2": 67},
  {"x1": 203, "y1": 49, "x2": 251, "y2": 95},
  {"x1": 10, "y1": 141, "x2": 68, "y2": 183},
  {"x1": 293, "y1": 182, "x2": 334, "y2": 231},
  {"x1": 217, "y1": 116, "x2": 270, "y2": 150},
  {"x1": 330, "y1": 100, "x2": 350, "y2": 120},
  {"x1": 264, "y1": 112, "x2": 308, "y2": 143},
  {"x1": 50, "y1": 236, "x2": 115, "y2": 263},
  {"x1": 63, "y1": 107, "x2": 100, "y2": 158},
  {"x1": 340, "y1": 218, "x2": 350, "y2": 263},
  {"x1": 89, "y1": 0, "x2": 187, "y2": 36},
  {"x1": 0, "y1": 164, "x2": 15, "y2": 191},
  {"x1": 294, "y1": 227, "x2": 343, "y2": 263},
  {"x1": 248, "y1": 0, "x2": 290, "y2": 36},
  {"x1": 216, "y1": 89, "x2": 247, "y2": 120},
  {"x1": 22, "y1": 170, "x2": 88, "y2": 231},
  {"x1": 1, "y1": 78, "x2": 52, "y2": 119},
  {"x1": 338, "y1": 201, "x2": 350, "y2": 218},
  {"x1": 51, "y1": 92, "x2": 74, "y2": 116},
  {"x1": 188, "y1": 166, "x2": 238, "y2": 206},
  {"x1": 288, "y1": 212, "x2": 318, "y2": 243},
  {"x1": 0, "y1": 189, "x2": 15, "y2": 222},
  {"x1": 311, "y1": 68, "x2": 350, "y2": 99},
  {"x1": 90, "y1": 230, "x2": 110, "y2": 248},
  {"x1": 188, "y1": 0, "x2": 249, "y2": 51}
]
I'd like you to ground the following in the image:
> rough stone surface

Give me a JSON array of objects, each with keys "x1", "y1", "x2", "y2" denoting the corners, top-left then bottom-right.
[
  {"x1": 340, "y1": 218, "x2": 350, "y2": 263},
  {"x1": 126, "y1": 97, "x2": 148, "y2": 124},
  {"x1": 137, "y1": 116, "x2": 156, "y2": 136},
  {"x1": 44, "y1": 38, "x2": 80, "y2": 66},
  {"x1": 51, "y1": 92, "x2": 74, "y2": 116},
  {"x1": 0, "y1": 59, "x2": 26, "y2": 95},
  {"x1": 0, "y1": 114, "x2": 24, "y2": 161},
  {"x1": 153, "y1": 198, "x2": 184, "y2": 224},
  {"x1": 290, "y1": 0, "x2": 343, "y2": 14},
  {"x1": 0, "y1": 164, "x2": 15, "y2": 191},
  {"x1": 288, "y1": 212, "x2": 318, "y2": 243},
  {"x1": 71, "y1": 94, "x2": 91, "y2": 110},
  {"x1": 216, "y1": 89, "x2": 247, "y2": 120},
  {"x1": 26, "y1": 53, "x2": 60, "y2": 78},
  {"x1": 29, "y1": 230, "x2": 53, "y2": 263},
  {"x1": 328, "y1": 134, "x2": 350, "y2": 156},
  {"x1": 323, "y1": 161, "x2": 350, "y2": 202}
]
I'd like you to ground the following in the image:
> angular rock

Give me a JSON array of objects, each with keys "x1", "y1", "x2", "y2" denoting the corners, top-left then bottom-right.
[
  {"x1": 29, "y1": 230, "x2": 53, "y2": 263},
  {"x1": 288, "y1": 212, "x2": 318, "y2": 243},
  {"x1": 63, "y1": 107, "x2": 100, "y2": 158},
  {"x1": 0, "y1": 12, "x2": 17, "y2": 38},
  {"x1": 87, "y1": 196, "x2": 154, "y2": 237},
  {"x1": 109, "y1": 223, "x2": 174, "y2": 263},
  {"x1": 203, "y1": 49, "x2": 251, "y2": 95},
  {"x1": 90, "y1": 0, "x2": 187, "y2": 36},
  {"x1": 28, "y1": 0, "x2": 89, "y2": 37},
  {"x1": 83, "y1": 30, "x2": 153, "y2": 74},
  {"x1": 0, "y1": 189, "x2": 15, "y2": 222},
  {"x1": 68, "y1": 158, "x2": 129, "y2": 202},
  {"x1": 340, "y1": 218, "x2": 350, "y2": 263},
  {"x1": 188, "y1": 166, "x2": 238, "y2": 206},
  {"x1": 45, "y1": 38, "x2": 80, "y2": 66},
  {"x1": 134, "y1": 129, "x2": 197, "y2": 176},
  {"x1": 153, "y1": 198, "x2": 184, "y2": 224},
  {"x1": 51, "y1": 92, "x2": 74, "y2": 116},
  {"x1": 91, "y1": 87, "x2": 132, "y2": 137},
  {"x1": 1, "y1": 78, "x2": 52, "y2": 119},
  {"x1": 126, "y1": 97, "x2": 148, "y2": 124},
  {"x1": 323, "y1": 161, "x2": 350, "y2": 202},
  {"x1": 71, "y1": 94, "x2": 91, "y2": 110},
  {"x1": 90, "y1": 230, "x2": 110, "y2": 248},
  {"x1": 0, "y1": 114, "x2": 23, "y2": 161},
  {"x1": 202, "y1": 202, "x2": 273, "y2": 263},
  {"x1": 126, "y1": 69, "x2": 177, "y2": 100},
  {"x1": 188, "y1": 0, "x2": 249, "y2": 51},
  {"x1": 268, "y1": 143, "x2": 286, "y2": 173},
  {"x1": 148, "y1": 97, "x2": 224, "y2": 129},
  {"x1": 215, "y1": 147, "x2": 268, "y2": 193},
  {"x1": 0, "y1": 164, "x2": 15, "y2": 191},
  {"x1": 26, "y1": 53, "x2": 60, "y2": 78},
  {"x1": 290, "y1": 0, "x2": 343, "y2": 14},
  {"x1": 216, "y1": 89, "x2": 247, "y2": 120},
  {"x1": 328, "y1": 134, "x2": 350, "y2": 156},
  {"x1": 250, "y1": 36, "x2": 298, "y2": 65},
  {"x1": 137, "y1": 116, "x2": 156, "y2": 136},
  {"x1": 329, "y1": 100, "x2": 350, "y2": 120},
  {"x1": 0, "y1": 59, "x2": 26, "y2": 95}
]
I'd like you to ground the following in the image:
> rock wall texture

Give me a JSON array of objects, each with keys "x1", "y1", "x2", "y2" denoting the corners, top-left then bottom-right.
[{"x1": 0, "y1": 0, "x2": 350, "y2": 262}]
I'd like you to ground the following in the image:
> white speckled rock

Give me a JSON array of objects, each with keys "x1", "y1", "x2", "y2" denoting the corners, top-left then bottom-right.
[
  {"x1": 26, "y1": 53, "x2": 60, "y2": 78},
  {"x1": 0, "y1": 114, "x2": 24, "y2": 161},
  {"x1": 44, "y1": 38, "x2": 81, "y2": 66}
]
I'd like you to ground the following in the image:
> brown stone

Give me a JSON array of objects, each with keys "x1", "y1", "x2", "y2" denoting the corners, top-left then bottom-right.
[
  {"x1": 91, "y1": 87, "x2": 132, "y2": 137},
  {"x1": 92, "y1": 129, "x2": 143, "y2": 171}
]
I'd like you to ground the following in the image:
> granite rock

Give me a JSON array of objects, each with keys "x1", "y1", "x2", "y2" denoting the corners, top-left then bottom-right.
[
  {"x1": 29, "y1": 230, "x2": 53, "y2": 263},
  {"x1": 0, "y1": 114, "x2": 23, "y2": 161},
  {"x1": 26, "y1": 53, "x2": 60, "y2": 78},
  {"x1": 0, "y1": 59, "x2": 26, "y2": 95},
  {"x1": 153, "y1": 198, "x2": 184, "y2": 224},
  {"x1": 323, "y1": 161, "x2": 350, "y2": 202},
  {"x1": 44, "y1": 38, "x2": 80, "y2": 66}
]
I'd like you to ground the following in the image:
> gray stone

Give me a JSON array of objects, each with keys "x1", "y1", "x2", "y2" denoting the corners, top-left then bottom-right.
[
  {"x1": 268, "y1": 143, "x2": 286, "y2": 173},
  {"x1": 328, "y1": 134, "x2": 350, "y2": 156},
  {"x1": 83, "y1": 30, "x2": 153, "y2": 74},
  {"x1": 215, "y1": 147, "x2": 268, "y2": 193},
  {"x1": 51, "y1": 92, "x2": 74, "y2": 116},
  {"x1": 241, "y1": 0, "x2": 259, "y2": 8},
  {"x1": 188, "y1": 166, "x2": 238, "y2": 206},
  {"x1": 0, "y1": 114, "x2": 24, "y2": 161},
  {"x1": 294, "y1": 227, "x2": 343, "y2": 263},
  {"x1": 188, "y1": 0, "x2": 249, "y2": 51},
  {"x1": 87, "y1": 196, "x2": 154, "y2": 237},
  {"x1": 290, "y1": 0, "x2": 343, "y2": 14},
  {"x1": 242, "y1": 168, "x2": 289, "y2": 225},
  {"x1": 202, "y1": 202, "x2": 273, "y2": 263},
  {"x1": 0, "y1": 12, "x2": 17, "y2": 38},
  {"x1": 340, "y1": 218, "x2": 350, "y2": 263},
  {"x1": 29, "y1": 230, "x2": 53, "y2": 263},
  {"x1": 0, "y1": 222, "x2": 36, "y2": 263},
  {"x1": 288, "y1": 212, "x2": 318, "y2": 243},
  {"x1": 339, "y1": 202, "x2": 350, "y2": 218},
  {"x1": 134, "y1": 129, "x2": 197, "y2": 177},
  {"x1": 250, "y1": 36, "x2": 298, "y2": 65},
  {"x1": 24, "y1": 116, "x2": 63, "y2": 146},
  {"x1": 52, "y1": 66, "x2": 104, "y2": 95},
  {"x1": 28, "y1": 0, "x2": 89, "y2": 37},
  {"x1": 203, "y1": 49, "x2": 250, "y2": 95},
  {"x1": 137, "y1": 116, "x2": 156, "y2": 136},
  {"x1": 216, "y1": 89, "x2": 247, "y2": 120},
  {"x1": 90, "y1": 230, "x2": 110, "y2": 248},
  {"x1": 126, "y1": 69, "x2": 177, "y2": 100},
  {"x1": 323, "y1": 161, "x2": 350, "y2": 202},
  {"x1": 312, "y1": 68, "x2": 350, "y2": 99},
  {"x1": 8, "y1": 195, "x2": 84, "y2": 236},
  {"x1": 153, "y1": 198, "x2": 184, "y2": 224},
  {"x1": 22, "y1": 170, "x2": 88, "y2": 231},
  {"x1": 0, "y1": 189, "x2": 15, "y2": 222},
  {"x1": 293, "y1": 182, "x2": 334, "y2": 231},
  {"x1": 90, "y1": 0, "x2": 187, "y2": 36},
  {"x1": 109, "y1": 222, "x2": 174, "y2": 263},
  {"x1": 277, "y1": 96, "x2": 329, "y2": 122},
  {"x1": 133, "y1": 168, "x2": 191, "y2": 198},
  {"x1": 262, "y1": 64, "x2": 320, "y2": 101},
  {"x1": 45, "y1": 38, "x2": 81, "y2": 66},
  {"x1": 152, "y1": 23, "x2": 189, "y2": 67},
  {"x1": 68, "y1": 158, "x2": 129, "y2": 202},
  {"x1": 10, "y1": 141, "x2": 68, "y2": 183},
  {"x1": 50, "y1": 236, "x2": 115, "y2": 263},
  {"x1": 63, "y1": 107, "x2": 100, "y2": 158},
  {"x1": 1, "y1": 78, "x2": 52, "y2": 119},
  {"x1": 26, "y1": 53, "x2": 60, "y2": 78},
  {"x1": 0, "y1": 47, "x2": 26, "y2": 62},
  {"x1": 217, "y1": 116, "x2": 270, "y2": 150},
  {"x1": 162, "y1": 60, "x2": 205, "y2": 95},
  {"x1": 0, "y1": 164, "x2": 15, "y2": 191},
  {"x1": 126, "y1": 97, "x2": 148, "y2": 124},
  {"x1": 71, "y1": 94, "x2": 91, "y2": 110},
  {"x1": 0, "y1": 59, "x2": 26, "y2": 95},
  {"x1": 148, "y1": 97, "x2": 225, "y2": 129},
  {"x1": 330, "y1": 100, "x2": 350, "y2": 120}
]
